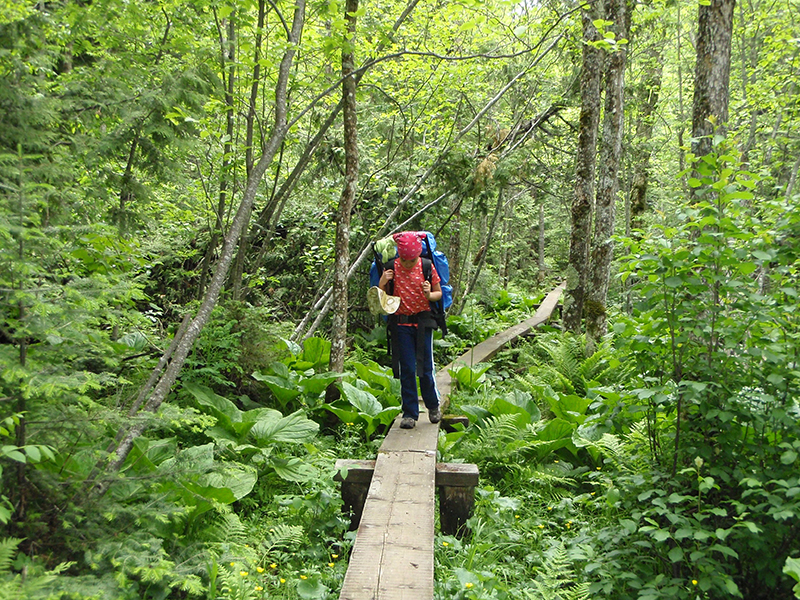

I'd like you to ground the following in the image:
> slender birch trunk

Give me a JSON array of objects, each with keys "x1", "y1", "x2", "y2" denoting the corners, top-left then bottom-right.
[{"x1": 329, "y1": 0, "x2": 360, "y2": 373}]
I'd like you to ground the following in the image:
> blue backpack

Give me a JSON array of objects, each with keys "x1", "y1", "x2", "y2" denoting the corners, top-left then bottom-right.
[{"x1": 369, "y1": 231, "x2": 453, "y2": 333}]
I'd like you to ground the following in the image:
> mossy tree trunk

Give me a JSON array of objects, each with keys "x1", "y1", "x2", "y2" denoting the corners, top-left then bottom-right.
[
  {"x1": 330, "y1": 0, "x2": 360, "y2": 373},
  {"x1": 586, "y1": 0, "x2": 630, "y2": 347},
  {"x1": 563, "y1": 4, "x2": 603, "y2": 333}
]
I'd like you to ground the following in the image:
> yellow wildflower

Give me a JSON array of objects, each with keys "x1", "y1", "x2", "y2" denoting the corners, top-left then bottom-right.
[
  {"x1": 515, "y1": 515, "x2": 520, "y2": 519},
  {"x1": 240, "y1": 571, "x2": 248, "y2": 577},
  {"x1": 270, "y1": 563, "x2": 277, "y2": 569},
  {"x1": 328, "y1": 562, "x2": 335, "y2": 567},
  {"x1": 442, "y1": 541, "x2": 449, "y2": 546},
  {"x1": 255, "y1": 586, "x2": 263, "y2": 591},
  {"x1": 280, "y1": 578, "x2": 286, "y2": 584},
  {"x1": 332, "y1": 554, "x2": 339, "y2": 559},
  {"x1": 538, "y1": 524, "x2": 544, "y2": 529},
  {"x1": 256, "y1": 567, "x2": 264, "y2": 573},
  {"x1": 300, "y1": 575, "x2": 308, "y2": 580},
  {"x1": 230, "y1": 562, "x2": 236, "y2": 567},
  {"x1": 692, "y1": 580, "x2": 698, "y2": 586},
  {"x1": 465, "y1": 582, "x2": 474, "y2": 589}
]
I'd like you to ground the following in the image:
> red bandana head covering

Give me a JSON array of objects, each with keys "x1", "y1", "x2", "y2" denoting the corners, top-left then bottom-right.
[{"x1": 393, "y1": 231, "x2": 422, "y2": 260}]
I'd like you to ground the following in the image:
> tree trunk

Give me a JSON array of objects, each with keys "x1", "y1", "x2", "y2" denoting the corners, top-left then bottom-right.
[
  {"x1": 448, "y1": 194, "x2": 463, "y2": 308},
  {"x1": 629, "y1": 32, "x2": 663, "y2": 220},
  {"x1": 676, "y1": 0, "x2": 688, "y2": 193},
  {"x1": 198, "y1": 12, "x2": 237, "y2": 299},
  {"x1": 231, "y1": 0, "x2": 268, "y2": 301},
  {"x1": 563, "y1": 5, "x2": 603, "y2": 333},
  {"x1": 691, "y1": 0, "x2": 735, "y2": 159},
  {"x1": 500, "y1": 192, "x2": 513, "y2": 289},
  {"x1": 537, "y1": 201, "x2": 545, "y2": 278},
  {"x1": 329, "y1": 0, "x2": 359, "y2": 374},
  {"x1": 586, "y1": 0, "x2": 629, "y2": 345},
  {"x1": 89, "y1": 0, "x2": 307, "y2": 498}
]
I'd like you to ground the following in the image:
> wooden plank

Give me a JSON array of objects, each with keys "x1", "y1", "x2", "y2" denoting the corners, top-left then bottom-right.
[
  {"x1": 379, "y1": 411, "x2": 440, "y2": 453},
  {"x1": 334, "y1": 459, "x2": 376, "y2": 483},
  {"x1": 435, "y1": 463, "x2": 479, "y2": 487},
  {"x1": 436, "y1": 282, "x2": 565, "y2": 401},
  {"x1": 338, "y1": 450, "x2": 436, "y2": 600},
  {"x1": 335, "y1": 459, "x2": 479, "y2": 488}
]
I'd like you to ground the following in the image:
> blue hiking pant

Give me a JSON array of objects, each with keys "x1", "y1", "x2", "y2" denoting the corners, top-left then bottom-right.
[{"x1": 395, "y1": 324, "x2": 440, "y2": 420}]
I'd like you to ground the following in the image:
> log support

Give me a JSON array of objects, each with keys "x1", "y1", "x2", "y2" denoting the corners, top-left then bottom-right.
[{"x1": 334, "y1": 459, "x2": 479, "y2": 537}]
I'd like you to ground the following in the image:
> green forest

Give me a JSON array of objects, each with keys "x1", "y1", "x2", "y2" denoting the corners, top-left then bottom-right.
[{"x1": 1, "y1": 0, "x2": 799, "y2": 597}]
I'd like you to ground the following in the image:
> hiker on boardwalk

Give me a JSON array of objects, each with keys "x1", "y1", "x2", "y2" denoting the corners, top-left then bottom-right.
[{"x1": 378, "y1": 231, "x2": 443, "y2": 429}]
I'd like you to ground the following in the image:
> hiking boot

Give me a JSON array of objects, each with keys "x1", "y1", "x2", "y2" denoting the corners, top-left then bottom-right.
[
  {"x1": 428, "y1": 406, "x2": 442, "y2": 424},
  {"x1": 400, "y1": 417, "x2": 416, "y2": 429}
]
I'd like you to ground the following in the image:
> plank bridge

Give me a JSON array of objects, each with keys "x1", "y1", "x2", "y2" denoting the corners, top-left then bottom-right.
[{"x1": 335, "y1": 283, "x2": 565, "y2": 600}]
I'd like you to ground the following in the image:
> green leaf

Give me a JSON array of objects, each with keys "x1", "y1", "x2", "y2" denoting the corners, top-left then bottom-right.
[
  {"x1": 259, "y1": 375, "x2": 303, "y2": 406},
  {"x1": 738, "y1": 261, "x2": 757, "y2": 275},
  {"x1": 324, "y1": 404, "x2": 360, "y2": 425},
  {"x1": 184, "y1": 383, "x2": 241, "y2": 430},
  {"x1": 699, "y1": 476, "x2": 716, "y2": 493},
  {"x1": 620, "y1": 519, "x2": 637, "y2": 534},
  {"x1": 783, "y1": 557, "x2": 800, "y2": 583},
  {"x1": 2, "y1": 447, "x2": 26, "y2": 463},
  {"x1": 341, "y1": 381, "x2": 382, "y2": 416},
  {"x1": 297, "y1": 575, "x2": 329, "y2": 599},
  {"x1": 653, "y1": 529, "x2": 671, "y2": 542},
  {"x1": 753, "y1": 250, "x2": 772, "y2": 261},
  {"x1": 781, "y1": 450, "x2": 798, "y2": 465},
  {"x1": 204, "y1": 465, "x2": 257, "y2": 500},
  {"x1": 250, "y1": 410, "x2": 319, "y2": 445},
  {"x1": 300, "y1": 372, "x2": 339, "y2": 395},
  {"x1": 450, "y1": 364, "x2": 491, "y2": 390},
  {"x1": 271, "y1": 456, "x2": 318, "y2": 483},
  {"x1": 300, "y1": 337, "x2": 331, "y2": 370},
  {"x1": 710, "y1": 544, "x2": 738, "y2": 559},
  {"x1": 668, "y1": 546, "x2": 684, "y2": 562},
  {"x1": 23, "y1": 445, "x2": 41, "y2": 462},
  {"x1": 490, "y1": 397, "x2": 533, "y2": 423}
]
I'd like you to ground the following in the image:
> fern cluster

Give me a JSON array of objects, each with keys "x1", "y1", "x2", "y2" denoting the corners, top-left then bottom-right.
[{"x1": 515, "y1": 331, "x2": 632, "y2": 399}]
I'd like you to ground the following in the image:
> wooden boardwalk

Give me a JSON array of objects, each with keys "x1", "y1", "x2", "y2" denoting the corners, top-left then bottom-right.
[{"x1": 338, "y1": 283, "x2": 565, "y2": 600}]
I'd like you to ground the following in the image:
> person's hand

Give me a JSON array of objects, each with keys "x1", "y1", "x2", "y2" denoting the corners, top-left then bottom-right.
[
  {"x1": 422, "y1": 280, "x2": 431, "y2": 298},
  {"x1": 380, "y1": 269, "x2": 394, "y2": 287}
]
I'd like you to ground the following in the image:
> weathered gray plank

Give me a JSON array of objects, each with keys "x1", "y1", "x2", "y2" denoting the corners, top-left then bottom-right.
[
  {"x1": 338, "y1": 450, "x2": 436, "y2": 600},
  {"x1": 436, "y1": 282, "x2": 565, "y2": 401}
]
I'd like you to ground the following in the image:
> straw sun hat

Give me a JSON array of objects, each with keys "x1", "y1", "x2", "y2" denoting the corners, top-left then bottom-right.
[{"x1": 367, "y1": 286, "x2": 400, "y2": 315}]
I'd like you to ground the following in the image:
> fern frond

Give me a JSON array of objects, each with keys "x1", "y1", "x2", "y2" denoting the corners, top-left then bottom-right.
[
  {"x1": 262, "y1": 524, "x2": 305, "y2": 553},
  {"x1": 202, "y1": 513, "x2": 249, "y2": 545},
  {"x1": 0, "y1": 538, "x2": 22, "y2": 575},
  {"x1": 526, "y1": 541, "x2": 589, "y2": 600}
]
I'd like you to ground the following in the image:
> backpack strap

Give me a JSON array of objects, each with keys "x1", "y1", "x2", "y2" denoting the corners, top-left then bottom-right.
[{"x1": 421, "y1": 257, "x2": 432, "y2": 282}]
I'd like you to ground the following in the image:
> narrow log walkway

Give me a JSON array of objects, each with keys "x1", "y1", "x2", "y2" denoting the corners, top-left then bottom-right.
[{"x1": 337, "y1": 283, "x2": 565, "y2": 600}]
